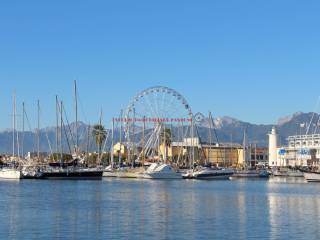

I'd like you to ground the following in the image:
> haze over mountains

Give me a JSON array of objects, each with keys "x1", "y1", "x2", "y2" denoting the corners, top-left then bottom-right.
[{"x1": 0, "y1": 112, "x2": 319, "y2": 154}]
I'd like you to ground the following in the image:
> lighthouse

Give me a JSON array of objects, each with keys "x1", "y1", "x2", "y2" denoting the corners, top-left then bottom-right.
[{"x1": 268, "y1": 127, "x2": 278, "y2": 166}]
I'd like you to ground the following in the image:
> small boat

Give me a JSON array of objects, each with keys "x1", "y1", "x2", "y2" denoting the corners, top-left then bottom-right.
[
  {"x1": 231, "y1": 169, "x2": 270, "y2": 179},
  {"x1": 304, "y1": 172, "x2": 320, "y2": 182},
  {"x1": 272, "y1": 168, "x2": 304, "y2": 177},
  {"x1": 0, "y1": 167, "x2": 21, "y2": 179},
  {"x1": 141, "y1": 163, "x2": 181, "y2": 179},
  {"x1": 187, "y1": 167, "x2": 234, "y2": 180}
]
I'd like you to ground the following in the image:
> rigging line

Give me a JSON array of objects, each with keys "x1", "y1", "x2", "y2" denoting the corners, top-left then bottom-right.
[
  {"x1": 99, "y1": 129, "x2": 110, "y2": 163},
  {"x1": 313, "y1": 116, "x2": 320, "y2": 134},
  {"x1": 38, "y1": 104, "x2": 54, "y2": 156},
  {"x1": 62, "y1": 104, "x2": 76, "y2": 149},
  {"x1": 210, "y1": 113, "x2": 220, "y2": 144},
  {"x1": 62, "y1": 117, "x2": 72, "y2": 155},
  {"x1": 306, "y1": 96, "x2": 320, "y2": 135},
  {"x1": 23, "y1": 106, "x2": 36, "y2": 154}
]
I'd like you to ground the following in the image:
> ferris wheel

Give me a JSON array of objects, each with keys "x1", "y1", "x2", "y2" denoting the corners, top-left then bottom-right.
[{"x1": 124, "y1": 86, "x2": 194, "y2": 160}]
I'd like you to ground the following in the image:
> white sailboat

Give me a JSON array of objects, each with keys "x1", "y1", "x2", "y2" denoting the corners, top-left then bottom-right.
[{"x1": 0, "y1": 93, "x2": 21, "y2": 179}]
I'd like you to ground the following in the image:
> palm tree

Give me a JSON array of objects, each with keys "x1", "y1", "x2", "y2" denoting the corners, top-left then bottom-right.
[
  {"x1": 160, "y1": 127, "x2": 172, "y2": 162},
  {"x1": 160, "y1": 127, "x2": 172, "y2": 146},
  {"x1": 92, "y1": 124, "x2": 107, "y2": 164}
]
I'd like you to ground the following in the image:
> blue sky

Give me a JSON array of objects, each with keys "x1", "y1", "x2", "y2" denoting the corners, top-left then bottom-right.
[{"x1": 0, "y1": 0, "x2": 320, "y2": 130}]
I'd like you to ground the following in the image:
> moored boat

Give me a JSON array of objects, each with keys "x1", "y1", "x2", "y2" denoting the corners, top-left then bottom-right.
[
  {"x1": 304, "y1": 172, "x2": 320, "y2": 182},
  {"x1": 40, "y1": 167, "x2": 103, "y2": 180},
  {"x1": 272, "y1": 168, "x2": 304, "y2": 177},
  {"x1": 231, "y1": 169, "x2": 270, "y2": 179},
  {"x1": 188, "y1": 167, "x2": 234, "y2": 180},
  {"x1": 0, "y1": 167, "x2": 21, "y2": 179},
  {"x1": 141, "y1": 163, "x2": 181, "y2": 179}
]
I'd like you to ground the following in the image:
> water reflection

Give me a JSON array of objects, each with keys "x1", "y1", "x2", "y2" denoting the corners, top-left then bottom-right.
[{"x1": 1, "y1": 179, "x2": 320, "y2": 239}]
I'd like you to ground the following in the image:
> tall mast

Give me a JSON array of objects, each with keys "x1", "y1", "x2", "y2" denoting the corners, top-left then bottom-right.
[
  {"x1": 191, "y1": 116, "x2": 195, "y2": 169},
  {"x1": 132, "y1": 108, "x2": 135, "y2": 168},
  {"x1": 55, "y1": 95, "x2": 59, "y2": 160},
  {"x1": 37, "y1": 100, "x2": 40, "y2": 161},
  {"x1": 74, "y1": 80, "x2": 78, "y2": 154},
  {"x1": 111, "y1": 118, "x2": 114, "y2": 168},
  {"x1": 12, "y1": 93, "x2": 16, "y2": 158},
  {"x1": 98, "y1": 109, "x2": 103, "y2": 164},
  {"x1": 243, "y1": 128, "x2": 247, "y2": 168},
  {"x1": 119, "y1": 110, "x2": 123, "y2": 168},
  {"x1": 208, "y1": 112, "x2": 213, "y2": 165},
  {"x1": 22, "y1": 102, "x2": 25, "y2": 158},
  {"x1": 142, "y1": 116, "x2": 145, "y2": 166},
  {"x1": 163, "y1": 123, "x2": 166, "y2": 164},
  {"x1": 60, "y1": 101, "x2": 63, "y2": 164}
]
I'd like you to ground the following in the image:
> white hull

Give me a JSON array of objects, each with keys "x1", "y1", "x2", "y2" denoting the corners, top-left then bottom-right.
[
  {"x1": 190, "y1": 168, "x2": 234, "y2": 180},
  {"x1": 103, "y1": 168, "x2": 144, "y2": 178},
  {"x1": 141, "y1": 163, "x2": 181, "y2": 179},
  {"x1": 304, "y1": 172, "x2": 320, "y2": 182},
  {"x1": 142, "y1": 172, "x2": 182, "y2": 179},
  {"x1": 0, "y1": 168, "x2": 21, "y2": 179}
]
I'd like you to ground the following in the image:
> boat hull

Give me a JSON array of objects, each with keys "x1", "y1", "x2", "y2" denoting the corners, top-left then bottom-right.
[
  {"x1": 193, "y1": 173, "x2": 233, "y2": 180},
  {"x1": 41, "y1": 170, "x2": 103, "y2": 180},
  {"x1": 231, "y1": 170, "x2": 269, "y2": 179},
  {"x1": 0, "y1": 168, "x2": 21, "y2": 179},
  {"x1": 142, "y1": 172, "x2": 182, "y2": 179},
  {"x1": 304, "y1": 172, "x2": 320, "y2": 182}
]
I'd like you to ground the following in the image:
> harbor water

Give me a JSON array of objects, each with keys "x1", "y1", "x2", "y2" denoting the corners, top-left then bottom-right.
[{"x1": 1, "y1": 178, "x2": 320, "y2": 240}]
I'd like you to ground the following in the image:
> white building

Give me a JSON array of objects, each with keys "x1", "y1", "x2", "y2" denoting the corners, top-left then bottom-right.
[{"x1": 275, "y1": 134, "x2": 320, "y2": 167}]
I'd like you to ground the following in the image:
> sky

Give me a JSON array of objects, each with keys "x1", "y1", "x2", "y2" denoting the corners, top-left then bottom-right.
[{"x1": 1, "y1": 0, "x2": 320, "y2": 130}]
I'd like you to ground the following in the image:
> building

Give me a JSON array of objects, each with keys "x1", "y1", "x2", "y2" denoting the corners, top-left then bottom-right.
[{"x1": 276, "y1": 134, "x2": 320, "y2": 167}]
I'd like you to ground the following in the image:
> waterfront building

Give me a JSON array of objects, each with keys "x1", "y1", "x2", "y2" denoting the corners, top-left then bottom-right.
[{"x1": 276, "y1": 134, "x2": 320, "y2": 167}]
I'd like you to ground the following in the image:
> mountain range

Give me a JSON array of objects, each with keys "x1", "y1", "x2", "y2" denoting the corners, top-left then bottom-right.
[{"x1": 0, "y1": 112, "x2": 319, "y2": 154}]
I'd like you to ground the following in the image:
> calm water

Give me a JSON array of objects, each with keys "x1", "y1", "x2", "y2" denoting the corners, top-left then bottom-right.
[{"x1": 1, "y1": 177, "x2": 320, "y2": 240}]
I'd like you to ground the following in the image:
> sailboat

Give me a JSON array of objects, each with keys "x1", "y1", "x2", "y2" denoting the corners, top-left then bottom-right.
[
  {"x1": 0, "y1": 93, "x2": 21, "y2": 179},
  {"x1": 38, "y1": 82, "x2": 103, "y2": 180},
  {"x1": 231, "y1": 128, "x2": 269, "y2": 179}
]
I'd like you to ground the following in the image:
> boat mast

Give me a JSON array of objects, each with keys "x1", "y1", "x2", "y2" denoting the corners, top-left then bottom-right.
[
  {"x1": 111, "y1": 118, "x2": 114, "y2": 168},
  {"x1": 208, "y1": 112, "x2": 213, "y2": 166},
  {"x1": 55, "y1": 95, "x2": 59, "y2": 161},
  {"x1": 74, "y1": 80, "x2": 78, "y2": 155},
  {"x1": 163, "y1": 123, "x2": 166, "y2": 164},
  {"x1": 12, "y1": 93, "x2": 16, "y2": 158},
  {"x1": 98, "y1": 109, "x2": 103, "y2": 164},
  {"x1": 142, "y1": 116, "x2": 145, "y2": 166},
  {"x1": 243, "y1": 128, "x2": 247, "y2": 169},
  {"x1": 21, "y1": 102, "x2": 25, "y2": 159},
  {"x1": 191, "y1": 115, "x2": 195, "y2": 169},
  {"x1": 37, "y1": 100, "x2": 40, "y2": 161},
  {"x1": 60, "y1": 101, "x2": 63, "y2": 165},
  {"x1": 132, "y1": 108, "x2": 135, "y2": 168},
  {"x1": 119, "y1": 110, "x2": 123, "y2": 168}
]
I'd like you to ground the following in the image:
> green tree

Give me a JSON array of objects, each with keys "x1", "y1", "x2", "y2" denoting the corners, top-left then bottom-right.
[
  {"x1": 92, "y1": 124, "x2": 107, "y2": 164},
  {"x1": 160, "y1": 128, "x2": 172, "y2": 146}
]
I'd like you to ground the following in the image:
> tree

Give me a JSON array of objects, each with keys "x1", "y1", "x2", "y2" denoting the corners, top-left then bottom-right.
[
  {"x1": 160, "y1": 127, "x2": 172, "y2": 162},
  {"x1": 92, "y1": 124, "x2": 107, "y2": 164},
  {"x1": 160, "y1": 127, "x2": 172, "y2": 146}
]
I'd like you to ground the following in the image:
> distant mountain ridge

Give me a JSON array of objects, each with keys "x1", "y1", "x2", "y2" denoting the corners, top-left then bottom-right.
[{"x1": 0, "y1": 112, "x2": 319, "y2": 154}]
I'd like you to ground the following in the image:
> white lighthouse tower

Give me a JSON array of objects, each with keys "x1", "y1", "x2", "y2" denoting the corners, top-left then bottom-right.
[{"x1": 268, "y1": 127, "x2": 278, "y2": 166}]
